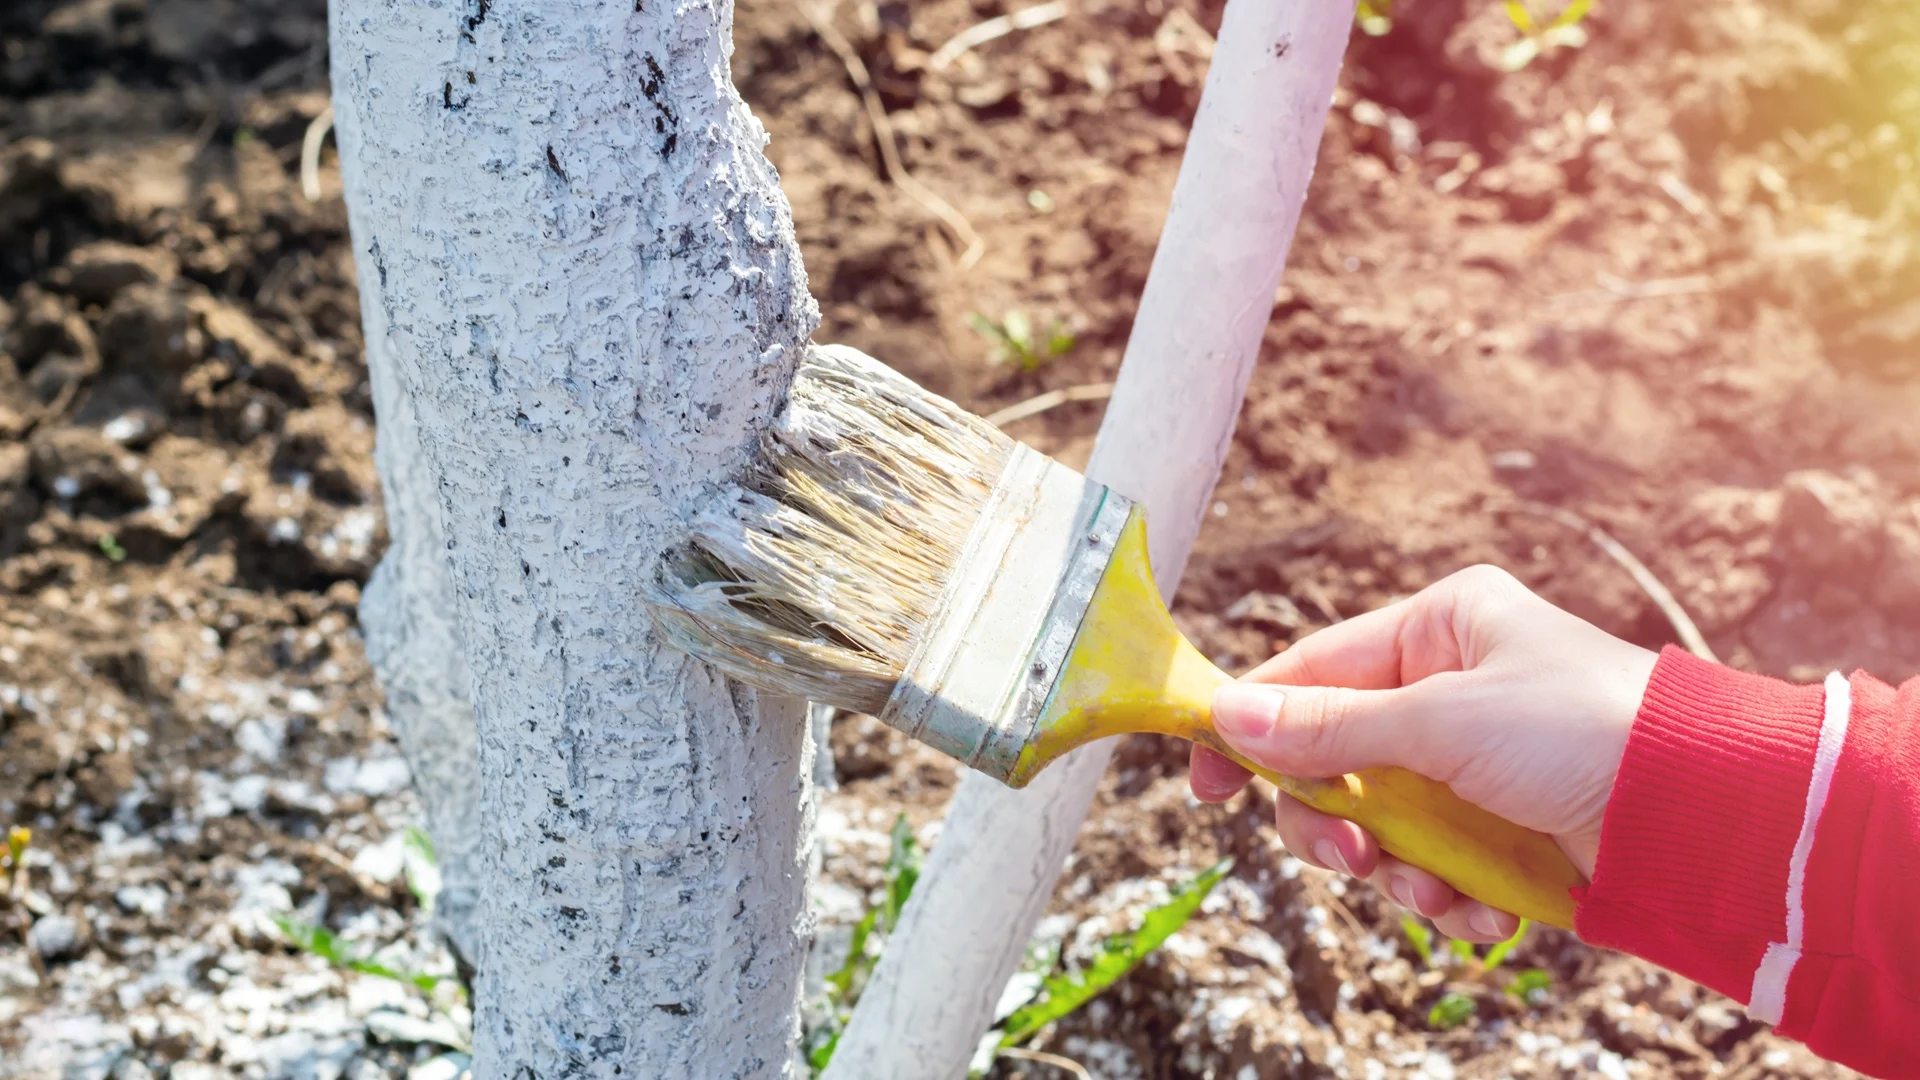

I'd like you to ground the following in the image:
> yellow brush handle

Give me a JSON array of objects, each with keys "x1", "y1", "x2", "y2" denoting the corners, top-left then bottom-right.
[
  {"x1": 1009, "y1": 510, "x2": 1583, "y2": 930},
  {"x1": 1190, "y1": 728, "x2": 1581, "y2": 928}
]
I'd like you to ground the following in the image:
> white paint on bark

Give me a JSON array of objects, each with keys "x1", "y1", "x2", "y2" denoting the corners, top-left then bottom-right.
[
  {"x1": 329, "y1": 0, "x2": 821, "y2": 1075},
  {"x1": 821, "y1": 2, "x2": 1353, "y2": 1074},
  {"x1": 356, "y1": 277, "x2": 485, "y2": 973}
]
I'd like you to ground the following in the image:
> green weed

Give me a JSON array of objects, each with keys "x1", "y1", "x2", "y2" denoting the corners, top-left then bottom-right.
[
  {"x1": 1399, "y1": 912, "x2": 1433, "y2": 966},
  {"x1": 1507, "y1": 967, "x2": 1553, "y2": 1005},
  {"x1": 271, "y1": 827, "x2": 468, "y2": 1050},
  {"x1": 1354, "y1": 0, "x2": 1593, "y2": 66},
  {"x1": 1428, "y1": 991, "x2": 1477, "y2": 1029},
  {"x1": 402, "y1": 826, "x2": 441, "y2": 917},
  {"x1": 98, "y1": 535, "x2": 126, "y2": 563},
  {"x1": 1355, "y1": 0, "x2": 1393, "y2": 37},
  {"x1": 967, "y1": 311, "x2": 1075, "y2": 372},
  {"x1": 808, "y1": 834, "x2": 1231, "y2": 1075},
  {"x1": 990, "y1": 858, "x2": 1233, "y2": 1054},
  {"x1": 1400, "y1": 914, "x2": 1553, "y2": 1029},
  {"x1": 808, "y1": 813, "x2": 923, "y2": 1070},
  {"x1": 1500, "y1": 0, "x2": 1593, "y2": 70},
  {"x1": 5, "y1": 826, "x2": 28, "y2": 898},
  {"x1": 270, "y1": 915, "x2": 447, "y2": 996}
]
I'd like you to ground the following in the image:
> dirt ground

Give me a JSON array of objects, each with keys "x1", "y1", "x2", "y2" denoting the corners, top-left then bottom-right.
[{"x1": 3, "y1": 0, "x2": 1918, "y2": 1077}]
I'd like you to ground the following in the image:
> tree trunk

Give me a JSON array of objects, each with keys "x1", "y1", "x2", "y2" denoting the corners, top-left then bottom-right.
[
  {"x1": 822, "y1": 2, "x2": 1353, "y2": 1073},
  {"x1": 329, "y1": 0, "x2": 821, "y2": 1074},
  {"x1": 356, "y1": 283, "x2": 485, "y2": 977}
]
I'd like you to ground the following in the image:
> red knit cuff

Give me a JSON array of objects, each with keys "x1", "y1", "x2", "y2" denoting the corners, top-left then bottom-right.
[{"x1": 1573, "y1": 646, "x2": 1825, "y2": 1004}]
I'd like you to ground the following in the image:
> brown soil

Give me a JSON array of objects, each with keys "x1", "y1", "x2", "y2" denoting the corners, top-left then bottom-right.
[{"x1": 4, "y1": 0, "x2": 1917, "y2": 1076}]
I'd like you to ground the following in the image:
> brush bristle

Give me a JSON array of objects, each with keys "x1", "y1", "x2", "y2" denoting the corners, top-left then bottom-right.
[{"x1": 648, "y1": 344, "x2": 1013, "y2": 713}]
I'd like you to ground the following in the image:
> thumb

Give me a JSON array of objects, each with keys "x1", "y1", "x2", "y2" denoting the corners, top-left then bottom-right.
[{"x1": 1211, "y1": 681, "x2": 1429, "y2": 779}]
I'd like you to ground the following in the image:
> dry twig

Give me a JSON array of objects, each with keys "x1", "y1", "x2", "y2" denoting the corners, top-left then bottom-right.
[
  {"x1": 1299, "y1": 580, "x2": 1343, "y2": 625},
  {"x1": 301, "y1": 105, "x2": 334, "y2": 203},
  {"x1": 1548, "y1": 271, "x2": 1715, "y2": 309},
  {"x1": 998, "y1": 1046, "x2": 1096, "y2": 1080},
  {"x1": 984, "y1": 381, "x2": 1114, "y2": 427},
  {"x1": 927, "y1": 1, "x2": 1071, "y2": 71},
  {"x1": 1512, "y1": 501, "x2": 1718, "y2": 662},
  {"x1": 1304, "y1": 876, "x2": 1369, "y2": 939},
  {"x1": 796, "y1": 1, "x2": 985, "y2": 270}
]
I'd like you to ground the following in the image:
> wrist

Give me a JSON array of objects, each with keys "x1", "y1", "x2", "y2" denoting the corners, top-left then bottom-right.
[{"x1": 1574, "y1": 648, "x2": 1829, "y2": 1001}]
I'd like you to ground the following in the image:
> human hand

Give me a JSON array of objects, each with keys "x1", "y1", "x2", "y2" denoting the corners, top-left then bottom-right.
[{"x1": 1191, "y1": 565, "x2": 1657, "y2": 942}]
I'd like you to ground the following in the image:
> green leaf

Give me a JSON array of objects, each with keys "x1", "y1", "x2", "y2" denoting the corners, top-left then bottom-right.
[
  {"x1": 273, "y1": 915, "x2": 350, "y2": 965},
  {"x1": 807, "y1": 1028, "x2": 841, "y2": 1071},
  {"x1": 1551, "y1": 0, "x2": 1593, "y2": 29},
  {"x1": 1399, "y1": 913, "x2": 1433, "y2": 966},
  {"x1": 402, "y1": 827, "x2": 442, "y2": 915},
  {"x1": 1479, "y1": 918, "x2": 1530, "y2": 969},
  {"x1": 6, "y1": 826, "x2": 28, "y2": 868},
  {"x1": 1503, "y1": 0, "x2": 1535, "y2": 33},
  {"x1": 98, "y1": 535, "x2": 127, "y2": 563},
  {"x1": 825, "y1": 908, "x2": 878, "y2": 1000},
  {"x1": 1507, "y1": 967, "x2": 1552, "y2": 1005},
  {"x1": 819, "y1": 813, "x2": 925, "y2": 1046},
  {"x1": 883, "y1": 814, "x2": 920, "y2": 931},
  {"x1": 967, "y1": 312, "x2": 1010, "y2": 347},
  {"x1": 1002, "y1": 311, "x2": 1034, "y2": 355},
  {"x1": 1354, "y1": 0, "x2": 1392, "y2": 36},
  {"x1": 1427, "y1": 991, "x2": 1477, "y2": 1030},
  {"x1": 271, "y1": 915, "x2": 443, "y2": 994},
  {"x1": 1448, "y1": 937, "x2": 1475, "y2": 963},
  {"x1": 998, "y1": 858, "x2": 1233, "y2": 1047},
  {"x1": 1045, "y1": 322, "x2": 1076, "y2": 359}
]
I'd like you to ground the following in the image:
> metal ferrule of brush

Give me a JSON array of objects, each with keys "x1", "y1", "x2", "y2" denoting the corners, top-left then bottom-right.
[{"x1": 879, "y1": 444, "x2": 1133, "y2": 783}]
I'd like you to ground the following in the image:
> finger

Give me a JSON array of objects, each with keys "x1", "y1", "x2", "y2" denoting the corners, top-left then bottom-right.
[
  {"x1": 1212, "y1": 680, "x2": 1442, "y2": 780},
  {"x1": 1272, "y1": 791, "x2": 1379, "y2": 878},
  {"x1": 1365, "y1": 854, "x2": 1457, "y2": 922},
  {"x1": 1189, "y1": 745, "x2": 1253, "y2": 802},
  {"x1": 1432, "y1": 898, "x2": 1521, "y2": 945},
  {"x1": 1242, "y1": 598, "x2": 1428, "y2": 691}
]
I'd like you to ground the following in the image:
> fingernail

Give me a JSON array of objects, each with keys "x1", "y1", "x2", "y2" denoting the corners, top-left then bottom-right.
[
  {"x1": 1389, "y1": 875, "x2": 1418, "y2": 911},
  {"x1": 1468, "y1": 905, "x2": 1503, "y2": 939},
  {"x1": 1312, "y1": 839, "x2": 1351, "y2": 877},
  {"x1": 1213, "y1": 684, "x2": 1282, "y2": 743}
]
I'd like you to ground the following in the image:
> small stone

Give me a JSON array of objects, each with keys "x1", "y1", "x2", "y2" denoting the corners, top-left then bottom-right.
[
  {"x1": 1223, "y1": 591, "x2": 1307, "y2": 632},
  {"x1": 29, "y1": 427, "x2": 146, "y2": 504},
  {"x1": 1775, "y1": 469, "x2": 1887, "y2": 584},
  {"x1": 365, "y1": 1010, "x2": 466, "y2": 1049},
  {"x1": 27, "y1": 912, "x2": 86, "y2": 963},
  {"x1": 407, "y1": 1054, "x2": 472, "y2": 1080},
  {"x1": 1880, "y1": 503, "x2": 1920, "y2": 607},
  {"x1": 55, "y1": 240, "x2": 179, "y2": 305},
  {"x1": 1475, "y1": 159, "x2": 1563, "y2": 223},
  {"x1": 99, "y1": 284, "x2": 205, "y2": 373},
  {"x1": 113, "y1": 883, "x2": 169, "y2": 917}
]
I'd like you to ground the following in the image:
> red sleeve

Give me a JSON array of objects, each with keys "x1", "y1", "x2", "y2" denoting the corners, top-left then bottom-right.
[{"x1": 1574, "y1": 647, "x2": 1920, "y2": 1079}]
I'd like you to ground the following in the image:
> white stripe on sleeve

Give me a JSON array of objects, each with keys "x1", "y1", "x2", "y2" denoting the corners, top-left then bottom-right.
[{"x1": 1746, "y1": 671, "x2": 1852, "y2": 1026}]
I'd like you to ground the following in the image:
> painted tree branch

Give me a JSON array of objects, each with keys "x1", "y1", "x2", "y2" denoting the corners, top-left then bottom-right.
[
  {"x1": 822, "y1": 1, "x2": 1354, "y2": 1073},
  {"x1": 330, "y1": 0, "x2": 821, "y2": 1074}
]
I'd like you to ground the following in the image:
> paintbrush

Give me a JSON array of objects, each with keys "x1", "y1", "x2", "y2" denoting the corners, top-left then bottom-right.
[{"x1": 647, "y1": 344, "x2": 1583, "y2": 928}]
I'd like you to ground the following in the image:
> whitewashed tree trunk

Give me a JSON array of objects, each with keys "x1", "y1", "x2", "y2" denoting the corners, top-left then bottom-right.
[
  {"x1": 356, "y1": 290, "x2": 485, "y2": 976},
  {"x1": 329, "y1": 1, "x2": 821, "y2": 1075},
  {"x1": 823, "y1": 3, "x2": 1353, "y2": 1074}
]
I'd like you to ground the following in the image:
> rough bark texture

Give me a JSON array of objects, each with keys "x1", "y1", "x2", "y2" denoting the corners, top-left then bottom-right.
[
  {"x1": 357, "y1": 290, "x2": 486, "y2": 976},
  {"x1": 822, "y1": 1, "x2": 1354, "y2": 1073},
  {"x1": 329, "y1": 0, "x2": 821, "y2": 1075}
]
